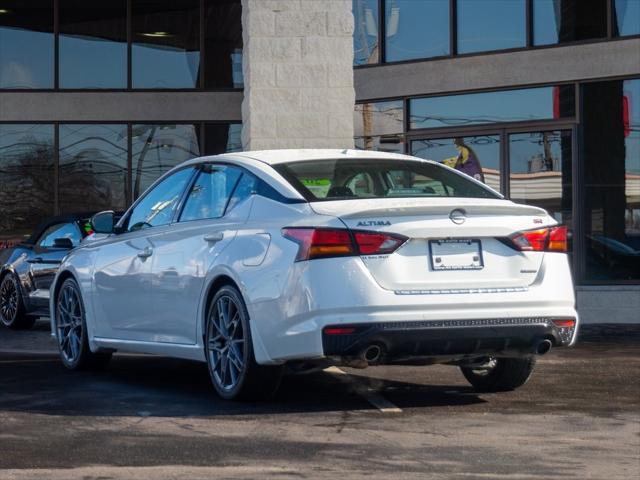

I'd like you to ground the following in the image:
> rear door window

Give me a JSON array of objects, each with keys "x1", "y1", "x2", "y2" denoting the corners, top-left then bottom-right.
[{"x1": 179, "y1": 165, "x2": 243, "y2": 222}]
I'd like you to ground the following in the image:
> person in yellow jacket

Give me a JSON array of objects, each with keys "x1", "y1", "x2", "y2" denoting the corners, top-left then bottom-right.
[{"x1": 442, "y1": 137, "x2": 485, "y2": 183}]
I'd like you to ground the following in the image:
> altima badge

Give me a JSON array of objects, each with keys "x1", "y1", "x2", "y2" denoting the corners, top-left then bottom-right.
[{"x1": 449, "y1": 209, "x2": 466, "y2": 225}]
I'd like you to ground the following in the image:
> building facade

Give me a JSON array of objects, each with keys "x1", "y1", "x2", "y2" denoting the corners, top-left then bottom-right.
[{"x1": 0, "y1": 0, "x2": 639, "y2": 322}]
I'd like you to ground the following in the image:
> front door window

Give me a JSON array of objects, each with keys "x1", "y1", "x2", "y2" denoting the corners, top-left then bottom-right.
[{"x1": 126, "y1": 168, "x2": 195, "y2": 232}]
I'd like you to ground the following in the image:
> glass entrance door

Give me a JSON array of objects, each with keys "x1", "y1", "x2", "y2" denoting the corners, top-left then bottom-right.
[
  {"x1": 508, "y1": 130, "x2": 573, "y2": 225},
  {"x1": 410, "y1": 128, "x2": 575, "y2": 255},
  {"x1": 410, "y1": 133, "x2": 502, "y2": 193}
]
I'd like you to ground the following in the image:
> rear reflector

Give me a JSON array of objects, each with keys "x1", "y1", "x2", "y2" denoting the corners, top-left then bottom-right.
[
  {"x1": 282, "y1": 228, "x2": 407, "y2": 261},
  {"x1": 552, "y1": 319, "x2": 576, "y2": 328},
  {"x1": 508, "y1": 226, "x2": 568, "y2": 253},
  {"x1": 324, "y1": 327, "x2": 356, "y2": 335}
]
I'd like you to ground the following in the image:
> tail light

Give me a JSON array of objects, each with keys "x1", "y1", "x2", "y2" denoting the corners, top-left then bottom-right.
[
  {"x1": 282, "y1": 228, "x2": 407, "y2": 261},
  {"x1": 508, "y1": 226, "x2": 568, "y2": 252}
]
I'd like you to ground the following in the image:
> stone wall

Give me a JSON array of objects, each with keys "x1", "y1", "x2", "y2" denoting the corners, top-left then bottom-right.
[{"x1": 241, "y1": 0, "x2": 355, "y2": 150}]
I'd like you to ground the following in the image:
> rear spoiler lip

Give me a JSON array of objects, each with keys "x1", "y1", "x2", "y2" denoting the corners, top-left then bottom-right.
[{"x1": 312, "y1": 204, "x2": 550, "y2": 219}]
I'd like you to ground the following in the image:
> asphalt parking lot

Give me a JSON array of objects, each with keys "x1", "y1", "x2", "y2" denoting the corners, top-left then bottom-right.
[{"x1": 1, "y1": 321, "x2": 639, "y2": 480}]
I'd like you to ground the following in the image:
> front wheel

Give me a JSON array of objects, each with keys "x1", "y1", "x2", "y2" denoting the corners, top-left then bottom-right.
[
  {"x1": 460, "y1": 357, "x2": 536, "y2": 392},
  {"x1": 55, "y1": 278, "x2": 111, "y2": 371},
  {"x1": 205, "y1": 285, "x2": 282, "y2": 401}
]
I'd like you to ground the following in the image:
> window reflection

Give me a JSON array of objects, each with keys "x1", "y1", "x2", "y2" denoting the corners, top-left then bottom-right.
[
  {"x1": 0, "y1": 0, "x2": 53, "y2": 89},
  {"x1": 583, "y1": 79, "x2": 640, "y2": 282},
  {"x1": 0, "y1": 124, "x2": 55, "y2": 243},
  {"x1": 203, "y1": 0, "x2": 243, "y2": 89},
  {"x1": 353, "y1": 0, "x2": 379, "y2": 65},
  {"x1": 132, "y1": 0, "x2": 200, "y2": 88},
  {"x1": 409, "y1": 86, "x2": 575, "y2": 129},
  {"x1": 355, "y1": 100, "x2": 405, "y2": 153},
  {"x1": 59, "y1": 0, "x2": 127, "y2": 89},
  {"x1": 509, "y1": 131, "x2": 573, "y2": 254},
  {"x1": 58, "y1": 124, "x2": 128, "y2": 214},
  {"x1": 203, "y1": 123, "x2": 242, "y2": 155},
  {"x1": 131, "y1": 124, "x2": 201, "y2": 198},
  {"x1": 411, "y1": 135, "x2": 501, "y2": 192},
  {"x1": 457, "y1": 0, "x2": 526, "y2": 54},
  {"x1": 614, "y1": 0, "x2": 640, "y2": 36},
  {"x1": 384, "y1": 0, "x2": 449, "y2": 62},
  {"x1": 533, "y1": 0, "x2": 607, "y2": 46}
]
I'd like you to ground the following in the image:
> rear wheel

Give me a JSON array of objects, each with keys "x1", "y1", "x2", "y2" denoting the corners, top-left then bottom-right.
[
  {"x1": 0, "y1": 273, "x2": 35, "y2": 329},
  {"x1": 460, "y1": 357, "x2": 536, "y2": 392},
  {"x1": 205, "y1": 285, "x2": 282, "y2": 400},
  {"x1": 55, "y1": 278, "x2": 111, "y2": 371}
]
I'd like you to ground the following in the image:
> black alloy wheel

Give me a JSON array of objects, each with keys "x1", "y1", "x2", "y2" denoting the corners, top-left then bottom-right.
[
  {"x1": 205, "y1": 285, "x2": 282, "y2": 401},
  {"x1": 0, "y1": 274, "x2": 34, "y2": 329}
]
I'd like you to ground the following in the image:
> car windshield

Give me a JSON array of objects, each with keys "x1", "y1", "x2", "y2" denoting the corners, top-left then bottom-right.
[{"x1": 274, "y1": 158, "x2": 499, "y2": 201}]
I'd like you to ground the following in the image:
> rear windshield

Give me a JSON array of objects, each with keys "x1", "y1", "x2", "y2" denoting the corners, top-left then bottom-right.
[{"x1": 274, "y1": 158, "x2": 499, "y2": 201}]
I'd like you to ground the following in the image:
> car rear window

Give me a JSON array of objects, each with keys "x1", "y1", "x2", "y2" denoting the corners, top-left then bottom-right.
[{"x1": 274, "y1": 158, "x2": 499, "y2": 201}]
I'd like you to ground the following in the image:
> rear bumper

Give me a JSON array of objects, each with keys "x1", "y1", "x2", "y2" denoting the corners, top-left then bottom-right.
[{"x1": 322, "y1": 317, "x2": 577, "y2": 363}]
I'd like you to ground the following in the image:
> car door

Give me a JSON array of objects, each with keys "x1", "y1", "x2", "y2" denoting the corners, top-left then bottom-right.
[
  {"x1": 28, "y1": 221, "x2": 83, "y2": 308},
  {"x1": 91, "y1": 167, "x2": 196, "y2": 341},
  {"x1": 147, "y1": 164, "x2": 255, "y2": 344}
]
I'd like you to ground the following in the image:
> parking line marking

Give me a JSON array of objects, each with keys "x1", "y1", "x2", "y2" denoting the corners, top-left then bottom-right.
[{"x1": 324, "y1": 367, "x2": 402, "y2": 413}]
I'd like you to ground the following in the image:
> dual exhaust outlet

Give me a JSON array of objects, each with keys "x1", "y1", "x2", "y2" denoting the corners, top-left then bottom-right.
[
  {"x1": 346, "y1": 338, "x2": 552, "y2": 369},
  {"x1": 534, "y1": 338, "x2": 553, "y2": 355}
]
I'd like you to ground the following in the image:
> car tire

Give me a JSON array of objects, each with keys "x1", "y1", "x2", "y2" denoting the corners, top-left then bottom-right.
[
  {"x1": 55, "y1": 278, "x2": 112, "y2": 371},
  {"x1": 205, "y1": 285, "x2": 283, "y2": 401},
  {"x1": 460, "y1": 357, "x2": 536, "y2": 392},
  {"x1": 0, "y1": 273, "x2": 36, "y2": 330}
]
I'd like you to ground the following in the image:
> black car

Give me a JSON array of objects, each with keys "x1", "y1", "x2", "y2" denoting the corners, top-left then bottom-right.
[{"x1": 0, "y1": 214, "x2": 95, "y2": 329}]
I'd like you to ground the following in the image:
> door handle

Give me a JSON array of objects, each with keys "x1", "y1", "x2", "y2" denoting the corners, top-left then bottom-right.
[
  {"x1": 137, "y1": 247, "x2": 153, "y2": 259},
  {"x1": 204, "y1": 233, "x2": 224, "y2": 243},
  {"x1": 27, "y1": 257, "x2": 43, "y2": 264}
]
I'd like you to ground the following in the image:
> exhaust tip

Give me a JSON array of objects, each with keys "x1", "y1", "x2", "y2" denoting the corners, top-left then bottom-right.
[
  {"x1": 361, "y1": 344, "x2": 383, "y2": 364},
  {"x1": 535, "y1": 339, "x2": 553, "y2": 355}
]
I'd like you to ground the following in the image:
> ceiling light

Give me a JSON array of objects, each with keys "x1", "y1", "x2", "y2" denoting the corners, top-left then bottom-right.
[{"x1": 0, "y1": 9, "x2": 12, "y2": 14}]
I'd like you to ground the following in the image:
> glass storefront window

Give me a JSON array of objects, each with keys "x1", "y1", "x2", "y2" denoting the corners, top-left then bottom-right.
[
  {"x1": 0, "y1": 1, "x2": 53, "y2": 89},
  {"x1": 203, "y1": 123, "x2": 242, "y2": 155},
  {"x1": 457, "y1": 0, "x2": 526, "y2": 54},
  {"x1": 384, "y1": 0, "x2": 449, "y2": 62},
  {"x1": 203, "y1": 0, "x2": 243, "y2": 89},
  {"x1": 411, "y1": 135, "x2": 501, "y2": 192},
  {"x1": 58, "y1": 124, "x2": 128, "y2": 214},
  {"x1": 132, "y1": 0, "x2": 200, "y2": 89},
  {"x1": 409, "y1": 86, "x2": 575, "y2": 130},
  {"x1": 355, "y1": 135, "x2": 406, "y2": 154},
  {"x1": 614, "y1": 0, "x2": 640, "y2": 36},
  {"x1": 353, "y1": 0, "x2": 379, "y2": 65},
  {"x1": 0, "y1": 124, "x2": 55, "y2": 245},
  {"x1": 355, "y1": 100, "x2": 405, "y2": 153},
  {"x1": 59, "y1": 1, "x2": 127, "y2": 89},
  {"x1": 131, "y1": 124, "x2": 201, "y2": 198},
  {"x1": 582, "y1": 79, "x2": 640, "y2": 282},
  {"x1": 509, "y1": 130, "x2": 573, "y2": 253},
  {"x1": 533, "y1": 0, "x2": 608, "y2": 46}
]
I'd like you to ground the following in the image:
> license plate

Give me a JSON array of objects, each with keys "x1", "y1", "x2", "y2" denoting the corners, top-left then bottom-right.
[{"x1": 429, "y1": 239, "x2": 483, "y2": 271}]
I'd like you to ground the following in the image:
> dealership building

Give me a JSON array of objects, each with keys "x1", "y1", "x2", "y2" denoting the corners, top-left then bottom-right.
[{"x1": 0, "y1": 0, "x2": 638, "y2": 323}]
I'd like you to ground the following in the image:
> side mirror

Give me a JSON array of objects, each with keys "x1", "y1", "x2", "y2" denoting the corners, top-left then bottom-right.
[
  {"x1": 53, "y1": 238, "x2": 74, "y2": 249},
  {"x1": 91, "y1": 211, "x2": 115, "y2": 234}
]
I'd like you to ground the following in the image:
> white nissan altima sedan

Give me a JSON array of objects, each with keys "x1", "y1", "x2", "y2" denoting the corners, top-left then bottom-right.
[{"x1": 49, "y1": 149, "x2": 578, "y2": 400}]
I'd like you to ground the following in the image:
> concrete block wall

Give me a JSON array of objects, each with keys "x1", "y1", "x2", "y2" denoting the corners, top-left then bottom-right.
[{"x1": 241, "y1": 0, "x2": 355, "y2": 150}]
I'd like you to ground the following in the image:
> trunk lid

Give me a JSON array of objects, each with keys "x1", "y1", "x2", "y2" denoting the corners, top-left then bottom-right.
[{"x1": 311, "y1": 198, "x2": 553, "y2": 292}]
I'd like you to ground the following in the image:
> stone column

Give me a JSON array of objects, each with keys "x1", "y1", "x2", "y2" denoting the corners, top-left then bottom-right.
[{"x1": 241, "y1": 0, "x2": 355, "y2": 150}]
